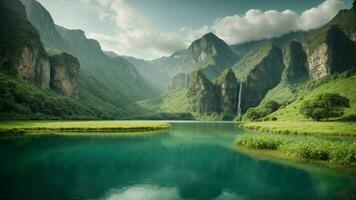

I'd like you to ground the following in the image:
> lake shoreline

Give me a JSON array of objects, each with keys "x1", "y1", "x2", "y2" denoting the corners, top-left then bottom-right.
[{"x1": 0, "y1": 120, "x2": 171, "y2": 136}]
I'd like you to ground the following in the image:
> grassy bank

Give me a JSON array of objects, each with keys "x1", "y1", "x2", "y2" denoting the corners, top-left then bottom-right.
[
  {"x1": 240, "y1": 121, "x2": 356, "y2": 137},
  {"x1": 235, "y1": 134, "x2": 356, "y2": 165},
  {"x1": 0, "y1": 120, "x2": 171, "y2": 136}
]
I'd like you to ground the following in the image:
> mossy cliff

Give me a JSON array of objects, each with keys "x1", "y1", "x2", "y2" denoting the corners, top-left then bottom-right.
[
  {"x1": 0, "y1": 0, "x2": 50, "y2": 89},
  {"x1": 49, "y1": 53, "x2": 80, "y2": 98}
]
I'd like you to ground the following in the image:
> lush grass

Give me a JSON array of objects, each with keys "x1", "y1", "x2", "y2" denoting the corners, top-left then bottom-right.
[
  {"x1": 269, "y1": 72, "x2": 356, "y2": 121},
  {"x1": 236, "y1": 134, "x2": 356, "y2": 165},
  {"x1": 240, "y1": 121, "x2": 356, "y2": 137},
  {"x1": 0, "y1": 120, "x2": 171, "y2": 135},
  {"x1": 159, "y1": 89, "x2": 190, "y2": 113}
]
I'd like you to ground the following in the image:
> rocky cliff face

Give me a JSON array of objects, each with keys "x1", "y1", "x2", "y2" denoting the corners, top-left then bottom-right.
[
  {"x1": 216, "y1": 69, "x2": 239, "y2": 114},
  {"x1": 187, "y1": 71, "x2": 218, "y2": 113},
  {"x1": 169, "y1": 73, "x2": 190, "y2": 91},
  {"x1": 282, "y1": 41, "x2": 308, "y2": 82},
  {"x1": 240, "y1": 45, "x2": 284, "y2": 112},
  {"x1": 187, "y1": 69, "x2": 239, "y2": 114},
  {"x1": 49, "y1": 53, "x2": 80, "y2": 98},
  {"x1": 305, "y1": 26, "x2": 356, "y2": 79},
  {"x1": 0, "y1": 0, "x2": 50, "y2": 89}
]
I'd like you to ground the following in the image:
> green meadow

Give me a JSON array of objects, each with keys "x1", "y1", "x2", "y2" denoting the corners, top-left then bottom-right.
[
  {"x1": 237, "y1": 121, "x2": 356, "y2": 166},
  {"x1": 0, "y1": 120, "x2": 171, "y2": 136}
]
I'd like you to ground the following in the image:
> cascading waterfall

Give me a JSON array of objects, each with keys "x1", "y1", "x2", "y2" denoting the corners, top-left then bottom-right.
[{"x1": 237, "y1": 82, "x2": 243, "y2": 116}]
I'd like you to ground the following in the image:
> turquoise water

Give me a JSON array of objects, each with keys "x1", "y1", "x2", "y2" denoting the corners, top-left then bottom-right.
[{"x1": 0, "y1": 122, "x2": 355, "y2": 200}]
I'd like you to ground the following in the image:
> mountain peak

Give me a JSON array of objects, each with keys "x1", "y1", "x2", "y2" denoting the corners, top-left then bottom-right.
[
  {"x1": 202, "y1": 32, "x2": 219, "y2": 40},
  {"x1": 188, "y1": 32, "x2": 235, "y2": 64}
]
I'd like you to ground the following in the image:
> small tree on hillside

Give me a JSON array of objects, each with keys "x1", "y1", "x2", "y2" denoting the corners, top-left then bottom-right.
[
  {"x1": 265, "y1": 100, "x2": 280, "y2": 112},
  {"x1": 300, "y1": 93, "x2": 350, "y2": 121}
]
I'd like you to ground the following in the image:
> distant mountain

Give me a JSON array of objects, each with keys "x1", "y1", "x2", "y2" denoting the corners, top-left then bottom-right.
[
  {"x1": 21, "y1": 0, "x2": 160, "y2": 116},
  {"x1": 157, "y1": 5, "x2": 356, "y2": 120},
  {"x1": 127, "y1": 32, "x2": 239, "y2": 91}
]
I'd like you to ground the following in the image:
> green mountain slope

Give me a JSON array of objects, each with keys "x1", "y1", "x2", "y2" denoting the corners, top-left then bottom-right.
[{"x1": 269, "y1": 71, "x2": 356, "y2": 121}]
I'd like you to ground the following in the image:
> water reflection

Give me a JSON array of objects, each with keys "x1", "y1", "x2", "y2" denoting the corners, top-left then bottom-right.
[{"x1": 0, "y1": 122, "x2": 355, "y2": 200}]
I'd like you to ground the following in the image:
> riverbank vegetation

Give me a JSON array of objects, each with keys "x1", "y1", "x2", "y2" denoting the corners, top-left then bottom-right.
[
  {"x1": 240, "y1": 121, "x2": 356, "y2": 137},
  {"x1": 0, "y1": 121, "x2": 171, "y2": 136},
  {"x1": 235, "y1": 134, "x2": 356, "y2": 165}
]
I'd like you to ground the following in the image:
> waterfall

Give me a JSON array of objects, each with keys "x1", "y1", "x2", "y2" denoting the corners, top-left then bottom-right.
[{"x1": 237, "y1": 82, "x2": 243, "y2": 116}]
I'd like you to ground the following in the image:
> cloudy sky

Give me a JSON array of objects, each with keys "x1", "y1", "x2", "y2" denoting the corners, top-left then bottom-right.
[{"x1": 38, "y1": 0, "x2": 353, "y2": 60}]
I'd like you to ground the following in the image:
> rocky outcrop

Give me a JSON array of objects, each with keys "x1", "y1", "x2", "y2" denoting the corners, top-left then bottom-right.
[
  {"x1": 306, "y1": 43, "x2": 329, "y2": 79},
  {"x1": 49, "y1": 53, "x2": 80, "y2": 98},
  {"x1": 187, "y1": 71, "x2": 218, "y2": 113},
  {"x1": 305, "y1": 26, "x2": 356, "y2": 79},
  {"x1": 187, "y1": 69, "x2": 240, "y2": 114},
  {"x1": 216, "y1": 69, "x2": 239, "y2": 114},
  {"x1": 0, "y1": 0, "x2": 50, "y2": 89},
  {"x1": 282, "y1": 41, "x2": 308, "y2": 82},
  {"x1": 169, "y1": 73, "x2": 190, "y2": 91}
]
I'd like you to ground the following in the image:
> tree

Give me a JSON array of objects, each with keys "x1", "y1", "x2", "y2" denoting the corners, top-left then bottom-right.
[{"x1": 300, "y1": 93, "x2": 350, "y2": 121}]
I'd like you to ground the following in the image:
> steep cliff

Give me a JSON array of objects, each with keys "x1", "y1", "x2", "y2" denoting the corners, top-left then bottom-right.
[
  {"x1": 304, "y1": 26, "x2": 356, "y2": 79},
  {"x1": 242, "y1": 46, "x2": 284, "y2": 112},
  {"x1": 49, "y1": 53, "x2": 80, "y2": 98},
  {"x1": 187, "y1": 71, "x2": 218, "y2": 113},
  {"x1": 215, "y1": 69, "x2": 239, "y2": 114},
  {"x1": 282, "y1": 41, "x2": 308, "y2": 82},
  {"x1": 0, "y1": 0, "x2": 50, "y2": 89},
  {"x1": 232, "y1": 42, "x2": 284, "y2": 113}
]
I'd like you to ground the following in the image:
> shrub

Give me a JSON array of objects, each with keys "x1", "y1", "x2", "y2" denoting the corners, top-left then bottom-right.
[
  {"x1": 279, "y1": 141, "x2": 330, "y2": 160},
  {"x1": 235, "y1": 134, "x2": 288, "y2": 150}
]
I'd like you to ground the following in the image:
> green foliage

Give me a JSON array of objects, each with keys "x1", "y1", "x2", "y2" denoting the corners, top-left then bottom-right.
[
  {"x1": 236, "y1": 134, "x2": 287, "y2": 150},
  {"x1": 0, "y1": 73, "x2": 106, "y2": 119},
  {"x1": 243, "y1": 101, "x2": 280, "y2": 121},
  {"x1": 300, "y1": 93, "x2": 350, "y2": 121},
  {"x1": 236, "y1": 134, "x2": 356, "y2": 165}
]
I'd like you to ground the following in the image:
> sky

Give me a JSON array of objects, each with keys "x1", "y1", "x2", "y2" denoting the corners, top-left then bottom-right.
[{"x1": 37, "y1": 0, "x2": 353, "y2": 60}]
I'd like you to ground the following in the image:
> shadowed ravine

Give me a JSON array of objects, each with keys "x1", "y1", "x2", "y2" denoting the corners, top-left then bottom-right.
[{"x1": 0, "y1": 122, "x2": 355, "y2": 200}]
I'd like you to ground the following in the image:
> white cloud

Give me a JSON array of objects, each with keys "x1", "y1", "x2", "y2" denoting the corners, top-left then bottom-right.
[
  {"x1": 208, "y1": 0, "x2": 346, "y2": 45},
  {"x1": 298, "y1": 0, "x2": 345, "y2": 30},
  {"x1": 85, "y1": 0, "x2": 186, "y2": 59},
  {"x1": 85, "y1": 0, "x2": 346, "y2": 59}
]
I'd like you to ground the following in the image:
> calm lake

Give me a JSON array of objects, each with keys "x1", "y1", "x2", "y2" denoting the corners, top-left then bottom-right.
[{"x1": 0, "y1": 122, "x2": 355, "y2": 200}]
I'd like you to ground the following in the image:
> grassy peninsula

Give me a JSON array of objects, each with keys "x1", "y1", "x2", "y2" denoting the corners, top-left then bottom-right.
[
  {"x1": 0, "y1": 121, "x2": 171, "y2": 136},
  {"x1": 236, "y1": 121, "x2": 356, "y2": 166}
]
